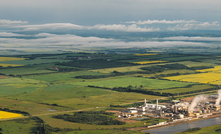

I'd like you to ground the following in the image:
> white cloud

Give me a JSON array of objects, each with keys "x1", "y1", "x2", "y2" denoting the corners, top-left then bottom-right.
[
  {"x1": 167, "y1": 21, "x2": 219, "y2": 31},
  {"x1": 125, "y1": 19, "x2": 197, "y2": 24},
  {"x1": 0, "y1": 32, "x2": 26, "y2": 36},
  {"x1": 157, "y1": 36, "x2": 221, "y2": 41},
  {"x1": 20, "y1": 23, "x2": 84, "y2": 31},
  {"x1": 0, "y1": 19, "x2": 28, "y2": 25},
  {"x1": 0, "y1": 32, "x2": 210, "y2": 50},
  {"x1": 15, "y1": 23, "x2": 160, "y2": 32},
  {"x1": 90, "y1": 24, "x2": 160, "y2": 32}
]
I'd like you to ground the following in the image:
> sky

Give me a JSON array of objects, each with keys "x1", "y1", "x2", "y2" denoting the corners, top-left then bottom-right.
[{"x1": 0, "y1": 0, "x2": 221, "y2": 51}]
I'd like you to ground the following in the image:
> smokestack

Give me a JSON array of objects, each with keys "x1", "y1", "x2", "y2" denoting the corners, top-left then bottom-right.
[
  {"x1": 156, "y1": 99, "x2": 158, "y2": 110},
  {"x1": 216, "y1": 89, "x2": 221, "y2": 105}
]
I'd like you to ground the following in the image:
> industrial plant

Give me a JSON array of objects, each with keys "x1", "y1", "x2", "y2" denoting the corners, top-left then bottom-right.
[{"x1": 116, "y1": 90, "x2": 221, "y2": 128}]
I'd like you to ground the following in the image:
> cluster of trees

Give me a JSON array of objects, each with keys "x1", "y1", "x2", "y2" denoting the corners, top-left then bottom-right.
[
  {"x1": 53, "y1": 111, "x2": 125, "y2": 125},
  {"x1": 0, "y1": 108, "x2": 30, "y2": 116},
  {"x1": 45, "y1": 66, "x2": 81, "y2": 72},
  {"x1": 37, "y1": 102, "x2": 69, "y2": 108},
  {"x1": 184, "y1": 127, "x2": 201, "y2": 132}
]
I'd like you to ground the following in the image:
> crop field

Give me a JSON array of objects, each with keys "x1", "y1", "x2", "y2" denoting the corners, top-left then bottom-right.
[
  {"x1": 165, "y1": 66, "x2": 221, "y2": 84},
  {"x1": 0, "y1": 111, "x2": 23, "y2": 119},
  {"x1": 0, "y1": 57, "x2": 28, "y2": 61},
  {"x1": 134, "y1": 54, "x2": 157, "y2": 56},
  {"x1": 158, "y1": 84, "x2": 215, "y2": 94},
  {"x1": 133, "y1": 60, "x2": 167, "y2": 64},
  {"x1": 71, "y1": 76, "x2": 193, "y2": 89},
  {"x1": 0, "y1": 63, "x2": 23, "y2": 67}
]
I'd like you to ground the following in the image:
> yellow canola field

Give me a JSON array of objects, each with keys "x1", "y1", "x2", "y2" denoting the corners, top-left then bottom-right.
[
  {"x1": 0, "y1": 63, "x2": 23, "y2": 67},
  {"x1": 0, "y1": 111, "x2": 23, "y2": 119},
  {"x1": 133, "y1": 61, "x2": 167, "y2": 64},
  {"x1": 165, "y1": 65, "x2": 221, "y2": 84},
  {"x1": 0, "y1": 57, "x2": 27, "y2": 62},
  {"x1": 134, "y1": 54, "x2": 157, "y2": 56},
  {"x1": 197, "y1": 66, "x2": 221, "y2": 73}
]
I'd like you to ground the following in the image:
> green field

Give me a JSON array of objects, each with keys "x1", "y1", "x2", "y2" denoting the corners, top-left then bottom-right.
[
  {"x1": 0, "y1": 57, "x2": 72, "y2": 65},
  {"x1": 71, "y1": 76, "x2": 193, "y2": 89},
  {"x1": 0, "y1": 118, "x2": 37, "y2": 134},
  {"x1": 0, "y1": 64, "x2": 56, "y2": 75},
  {"x1": 24, "y1": 71, "x2": 108, "y2": 82},
  {"x1": 177, "y1": 123, "x2": 221, "y2": 134},
  {"x1": 1, "y1": 52, "x2": 221, "y2": 133},
  {"x1": 159, "y1": 84, "x2": 215, "y2": 94},
  {"x1": 6, "y1": 86, "x2": 160, "y2": 109}
]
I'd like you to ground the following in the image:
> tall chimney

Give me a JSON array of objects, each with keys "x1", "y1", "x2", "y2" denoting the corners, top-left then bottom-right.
[
  {"x1": 156, "y1": 99, "x2": 158, "y2": 110},
  {"x1": 144, "y1": 99, "x2": 146, "y2": 107}
]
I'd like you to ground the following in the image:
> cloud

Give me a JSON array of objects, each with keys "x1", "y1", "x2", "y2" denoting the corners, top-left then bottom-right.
[
  {"x1": 167, "y1": 21, "x2": 219, "y2": 31},
  {"x1": 0, "y1": 19, "x2": 28, "y2": 25},
  {"x1": 16, "y1": 23, "x2": 160, "y2": 32},
  {"x1": 0, "y1": 32, "x2": 27, "y2": 37},
  {"x1": 156, "y1": 36, "x2": 221, "y2": 42},
  {"x1": 90, "y1": 24, "x2": 160, "y2": 32},
  {"x1": 20, "y1": 23, "x2": 84, "y2": 31},
  {"x1": 0, "y1": 32, "x2": 210, "y2": 50},
  {"x1": 125, "y1": 19, "x2": 197, "y2": 24}
]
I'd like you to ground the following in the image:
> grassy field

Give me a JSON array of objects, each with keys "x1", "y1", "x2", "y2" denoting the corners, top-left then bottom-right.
[
  {"x1": 90, "y1": 65, "x2": 148, "y2": 73},
  {"x1": 0, "y1": 77, "x2": 47, "y2": 96},
  {"x1": 0, "y1": 57, "x2": 72, "y2": 65},
  {"x1": 71, "y1": 76, "x2": 193, "y2": 89},
  {"x1": 177, "y1": 123, "x2": 221, "y2": 134},
  {"x1": 0, "y1": 118, "x2": 37, "y2": 134},
  {"x1": 24, "y1": 71, "x2": 108, "y2": 82},
  {"x1": 0, "y1": 64, "x2": 56, "y2": 75},
  {"x1": 6, "y1": 86, "x2": 160, "y2": 109},
  {"x1": 158, "y1": 84, "x2": 215, "y2": 94},
  {"x1": 175, "y1": 61, "x2": 216, "y2": 67},
  {"x1": 40, "y1": 114, "x2": 148, "y2": 130}
]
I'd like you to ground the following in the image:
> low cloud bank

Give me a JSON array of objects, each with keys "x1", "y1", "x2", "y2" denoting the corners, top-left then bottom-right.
[{"x1": 0, "y1": 32, "x2": 209, "y2": 50}]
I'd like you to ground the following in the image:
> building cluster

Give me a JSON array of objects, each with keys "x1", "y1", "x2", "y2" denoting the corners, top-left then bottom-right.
[{"x1": 117, "y1": 93, "x2": 221, "y2": 120}]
